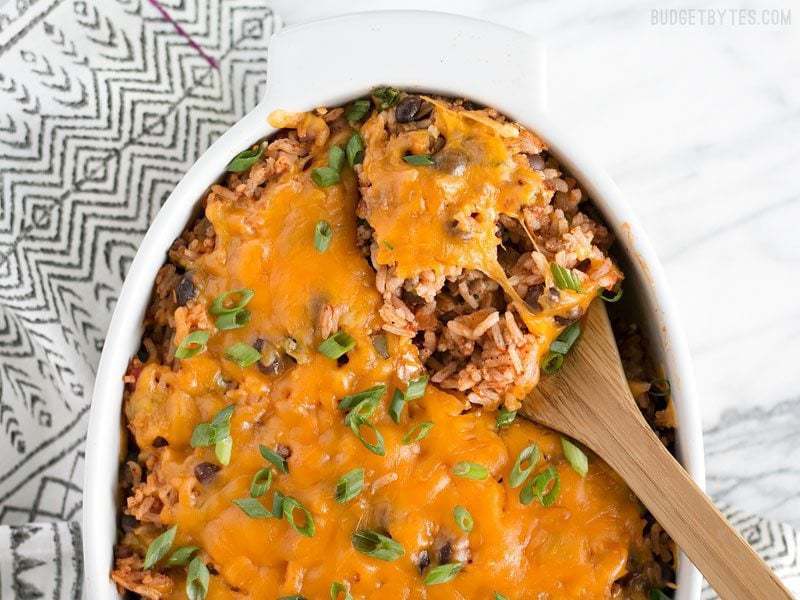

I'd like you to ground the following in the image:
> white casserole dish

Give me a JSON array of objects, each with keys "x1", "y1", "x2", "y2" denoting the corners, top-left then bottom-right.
[{"x1": 83, "y1": 11, "x2": 705, "y2": 599}]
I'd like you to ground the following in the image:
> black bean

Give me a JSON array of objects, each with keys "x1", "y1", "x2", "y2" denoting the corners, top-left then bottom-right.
[
  {"x1": 434, "y1": 150, "x2": 468, "y2": 176},
  {"x1": 417, "y1": 550, "x2": 430, "y2": 573},
  {"x1": 395, "y1": 95, "x2": 422, "y2": 123},
  {"x1": 136, "y1": 343, "x2": 149, "y2": 363},
  {"x1": 438, "y1": 541, "x2": 453, "y2": 564},
  {"x1": 525, "y1": 283, "x2": 545, "y2": 310},
  {"x1": 120, "y1": 514, "x2": 138, "y2": 532},
  {"x1": 575, "y1": 258, "x2": 591, "y2": 272},
  {"x1": 194, "y1": 462, "x2": 221, "y2": 484},
  {"x1": 175, "y1": 274, "x2": 197, "y2": 306},
  {"x1": 152, "y1": 436, "x2": 168, "y2": 448},
  {"x1": 337, "y1": 354, "x2": 350, "y2": 366},
  {"x1": 415, "y1": 101, "x2": 434, "y2": 120},
  {"x1": 276, "y1": 443, "x2": 293, "y2": 459}
]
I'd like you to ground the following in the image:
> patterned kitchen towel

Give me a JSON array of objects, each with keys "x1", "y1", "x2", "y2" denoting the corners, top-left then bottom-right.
[{"x1": 0, "y1": 0, "x2": 796, "y2": 598}]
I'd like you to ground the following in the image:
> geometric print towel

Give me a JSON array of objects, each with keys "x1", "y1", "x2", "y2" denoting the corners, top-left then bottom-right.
[{"x1": 0, "y1": 0, "x2": 796, "y2": 598}]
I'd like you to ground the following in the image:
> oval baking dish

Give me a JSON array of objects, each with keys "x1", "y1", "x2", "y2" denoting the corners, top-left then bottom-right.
[{"x1": 83, "y1": 11, "x2": 704, "y2": 599}]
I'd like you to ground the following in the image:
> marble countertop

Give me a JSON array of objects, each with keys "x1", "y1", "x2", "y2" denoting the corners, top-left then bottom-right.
[{"x1": 272, "y1": 0, "x2": 800, "y2": 526}]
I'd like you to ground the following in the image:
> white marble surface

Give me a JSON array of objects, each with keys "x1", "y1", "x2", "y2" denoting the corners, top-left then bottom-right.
[{"x1": 272, "y1": 0, "x2": 800, "y2": 524}]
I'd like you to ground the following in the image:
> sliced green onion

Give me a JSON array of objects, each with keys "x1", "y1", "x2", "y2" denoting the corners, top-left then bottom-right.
[
  {"x1": 186, "y1": 556, "x2": 210, "y2": 600},
  {"x1": 495, "y1": 408, "x2": 517, "y2": 429},
  {"x1": 214, "y1": 435, "x2": 232, "y2": 465},
  {"x1": 143, "y1": 525, "x2": 176, "y2": 569},
  {"x1": 224, "y1": 342, "x2": 261, "y2": 368},
  {"x1": 520, "y1": 466, "x2": 561, "y2": 507},
  {"x1": 335, "y1": 467, "x2": 364, "y2": 503},
  {"x1": 452, "y1": 461, "x2": 489, "y2": 480},
  {"x1": 372, "y1": 86, "x2": 401, "y2": 109},
  {"x1": 346, "y1": 133, "x2": 365, "y2": 167},
  {"x1": 259, "y1": 445, "x2": 288, "y2": 474},
  {"x1": 312, "y1": 166, "x2": 340, "y2": 188},
  {"x1": 371, "y1": 334, "x2": 389, "y2": 359},
  {"x1": 338, "y1": 384, "x2": 386, "y2": 411},
  {"x1": 453, "y1": 505, "x2": 474, "y2": 533},
  {"x1": 550, "y1": 263, "x2": 582, "y2": 292},
  {"x1": 388, "y1": 389, "x2": 406, "y2": 424},
  {"x1": 191, "y1": 405, "x2": 234, "y2": 448},
  {"x1": 561, "y1": 437, "x2": 588, "y2": 477},
  {"x1": 226, "y1": 146, "x2": 262, "y2": 173},
  {"x1": 405, "y1": 375, "x2": 429, "y2": 400},
  {"x1": 211, "y1": 404, "x2": 234, "y2": 433},
  {"x1": 494, "y1": 594, "x2": 509, "y2": 600},
  {"x1": 164, "y1": 545, "x2": 198, "y2": 567},
  {"x1": 318, "y1": 331, "x2": 355, "y2": 359},
  {"x1": 346, "y1": 99, "x2": 371, "y2": 124},
  {"x1": 549, "y1": 322, "x2": 581, "y2": 355},
  {"x1": 402, "y1": 421, "x2": 434, "y2": 445},
  {"x1": 250, "y1": 467, "x2": 273, "y2": 498},
  {"x1": 403, "y1": 154, "x2": 434, "y2": 166},
  {"x1": 282, "y1": 496, "x2": 315, "y2": 537},
  {"x1": 314, "y1": 220, "x2": 333, "y2": 252},
  {"x1": 233, "y1": 497, "x2": 272, "y2": 519},
  {"x1": 541, "y1": 351, "x2": 564, "y2": 375},
  {"x1": 509, "y1": 444, "x2": 541, "y2": 488},
  {"x1": 330, "y1": 581, "x2": 353, "y2": 600},
  {"x1": 214, "y1": 309, "x2": 251, "y2": 331},
  {"x1": 271, "y1": 489, "x2": 285, "y2": 517},
  {"x1": 190, "y1": 423, "x2": 214, "y2": 447},
  {"x1": 175, "y1": 330, "x2": 210, "y2": 359},
  {"x1": 423, "y1": 562, "x2": 464, "y2": 585},
  {"x1": 351, "y1": 529, "x2": 404, "y2": 561},
  {"x1": 347, "y1": 417, "x2": 385, "y2": 456},
  {"x1": 650, "y1": 590, "x2": 671, "y2": 600},
  {"x1": 210, "y1": 288, "x2": 254, "y2": 315},
  {"x1": 650, "y1": 378, "x2": 671, "y2": 397},
  {"x1": 329, "y1": 145, "x2": 345, "y2": 172},
  {"x1": 601, "y1": 286, "x2": 623, "y2": 303}
]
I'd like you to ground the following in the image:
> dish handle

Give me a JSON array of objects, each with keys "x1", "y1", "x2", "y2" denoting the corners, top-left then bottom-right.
[{"x1": 261, "y1": 11, "x2": 547, "y2": 116}]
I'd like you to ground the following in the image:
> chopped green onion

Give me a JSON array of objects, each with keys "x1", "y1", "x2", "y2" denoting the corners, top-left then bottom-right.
[
  {"x1": 371, "y1": 334, "x2": 389, "y2": 359},
  {"x1": 338, "y1": 384, "x2": 386, "y2": 411},
  {"x1": 175, "y1": 330, "x2": 210, "y2": 359},
  {"x1": 312, "y1": 166, "x2": 340, "y2": 188},
  {"x1": 259, "y1": 445, "x2": 288, "y2": 474},
  {"x1": 561, "y1": 437, "x2": 588, "y2": 477},
  {"x1": 347, "y1": 416, "x2": 385, "y2": 456},
  {"x1": 403, "y1": 154, "x2": 434, "y2": 166},
  {"x1": 402, "y1": 421, "x2": 434, "y2": 445},
  {"x1": 509, "y1": 444, "x2": 541, "y2": 488},
  {"x1": 282, "y1": 496, "x2": 315, "y2": 537},
  {"x1": 335, "y1": 467, "x2": 364, "y2": 503},
  {"x1": 164, "y1": 545, "x2": 198, "y2": 567},
  {"x1": 330, "y1": 581, "x2": 353, "y2": 600},
  {"x1": 143, "y1": 525, "x2": 176, "y2": 569},
  {"x1": 389, "y1": 389, "x2": 406, "y2": 424},
  {"x1": 650, "y1": 378, "x2": 671, "y2": 397},
  {"x1": 233, "y1": 497, "x2": 272, "y2": 519},
  {"x1": 541, "y1": 351, "x2": 564, "y2": 375},
  {"x1": 314, "y1": 220, "x2": 333, "y2": 252},
  {"x1": 329, "y1": 145, "x2": 345, "y2": 172},
  {"x1": 494, "y1": 594, "x2": 509, "y2": 600},
  {"x1": 520, "y1": 466, "x2": 561, "y2": 507},
  {"x1": 344, "y1": 395, "x2": 381, "y2": 423},
  {"x1": 210, "y1": 288, "x2": 255, "y2": 315},
  {"x1": 423, "y1": 562, "x2": 464, "y2": 585},
  {"x1": 214, "y1": 435, "x2": 232, "y2": 465},
  {"x1": 271, "y1": 490, "x2": 285, "y2": 516},
  {"x1": 191, "y1": 405, "x2": 234, "y2": 452},
  {"x1": 186, "y1": 556, "x2": 210, "y2": 600},
  {"x1": 226, "y1": 146, "x2": 262, "y2": 173},
  {"x1": 346, "y1": 99, "x2": 371, "y2": 124},
  {"x1": 550, "y1": 263, "x2": 582, "y2": 292},
  {"x1": 601, "y1": 286, "x2": 623, "y2": 303},
  {"x1": 549, "y1": 322, "x2": 581, "y2": 355},
  {"x1": 214, "y1": 309, "x2": 251, "y2": 331},
  {"x1": 318, "y1": 331, "x2": 355, "y2": 359},
  {"x1": 249, "y1": 467, "x2": 273, "y2": 498},
  {"x1": 351, "y1": 529, "x2": 404, "y2": 561},
  {"x1": 405, "y1": 375, "x2": 429, "y2": 400},
  {"x1": 453, "y1": 505, "x2": 474, "y2": 533},
  {"x1": 650, "y1": 590, "x2": 671, "y2": 600},
  {"x1": 452, "y1": 461, "x2": 489, "y2": 480},
  {"x1": 346, "y1": 133, "x2": 365, "y2": 167},
  {"x1": 372, "y1": 86, "x2": 401, "y2": 109},
  {"x1": 224, "y1": 342, "x2": 261, "y2": 368},
  {"x1": 211, "y1": 404, "x2": 234, "y2": 433},
  {"x1": 495, "y1": 408, "x2": 517, "y2": 429}
]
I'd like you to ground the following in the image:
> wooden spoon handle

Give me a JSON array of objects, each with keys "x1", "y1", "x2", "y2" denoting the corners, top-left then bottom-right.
[{"x1": 600, "y1": 410, "x2": 793, "y2": 599}]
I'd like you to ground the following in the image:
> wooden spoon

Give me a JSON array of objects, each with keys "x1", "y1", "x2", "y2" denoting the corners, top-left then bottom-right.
[{"x1": 522, "y1": 300, "x2": 793, "y2": 600}]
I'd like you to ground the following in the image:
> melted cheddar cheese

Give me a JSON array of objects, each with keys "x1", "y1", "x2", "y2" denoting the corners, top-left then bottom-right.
[{"x1": 121, "y1": 99, "x2": 652, "y2": 600}]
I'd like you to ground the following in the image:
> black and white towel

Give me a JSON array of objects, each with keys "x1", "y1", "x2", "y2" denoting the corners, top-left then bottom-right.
[{"x1": 0, "y1": 1, "x2": 795, "y2": 598}]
